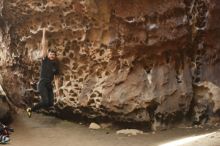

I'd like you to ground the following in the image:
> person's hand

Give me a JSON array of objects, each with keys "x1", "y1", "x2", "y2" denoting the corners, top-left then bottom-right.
[{"x1": 55, "y1": 90, "x2": 61, "y2": 97}]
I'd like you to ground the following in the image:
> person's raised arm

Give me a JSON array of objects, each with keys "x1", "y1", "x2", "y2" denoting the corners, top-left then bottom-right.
[{"x1": 40, "y1": 28, "x2": 47, "y2": 58}]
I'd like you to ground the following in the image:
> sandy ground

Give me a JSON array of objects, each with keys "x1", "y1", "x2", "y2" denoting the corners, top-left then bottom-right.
[{"x1": 6, "y1": 111, "x2": 220, "y2": 146}]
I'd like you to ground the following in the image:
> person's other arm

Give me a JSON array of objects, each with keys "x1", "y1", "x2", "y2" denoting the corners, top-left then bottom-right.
[{"x1": 54, "y1": 75, "x2": 61, "y2": 97}]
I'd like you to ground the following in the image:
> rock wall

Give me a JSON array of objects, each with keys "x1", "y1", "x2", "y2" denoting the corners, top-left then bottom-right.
[
  {"x1": 0, "y1": 75, "x2": 13, "y2": 124},
  {"x1": 0, "y1": 0, "x2": 220, "y2": 128}
]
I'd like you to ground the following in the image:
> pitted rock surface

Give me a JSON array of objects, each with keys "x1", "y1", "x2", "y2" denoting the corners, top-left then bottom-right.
[{"x1": 0, "y1": 0, "x2": 220, "y2": 127}]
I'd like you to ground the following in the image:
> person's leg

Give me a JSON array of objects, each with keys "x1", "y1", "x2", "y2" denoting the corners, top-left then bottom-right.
[
  {"x1": 48, "y1": 86, "x2": 54, "y2": 107},
  {"x1": 31, "y1": 81, "x2": 49, "y2": 111}
]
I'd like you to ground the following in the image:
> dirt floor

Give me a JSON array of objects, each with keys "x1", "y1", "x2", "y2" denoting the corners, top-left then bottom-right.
[{"x1": 6, "y1": 111, "x2": 220, "y2": 146}]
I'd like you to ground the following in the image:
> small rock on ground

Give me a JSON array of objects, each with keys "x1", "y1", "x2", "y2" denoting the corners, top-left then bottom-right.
[
  {"x1": 89, "y1": 123, "x2": 101, "y2": 130},
  {"x1": 116, "y1": 129, "x2": 144, "y2": 135}
]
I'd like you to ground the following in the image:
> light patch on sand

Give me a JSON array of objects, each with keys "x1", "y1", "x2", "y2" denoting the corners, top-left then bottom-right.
[{"x1": 159, "y1": 132, "x2": 216, "y2": 146}]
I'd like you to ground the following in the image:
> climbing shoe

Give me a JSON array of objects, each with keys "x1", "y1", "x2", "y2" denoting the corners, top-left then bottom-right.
[{"x1": 26, "y1": 108, "x2": 32, "y2": 118}]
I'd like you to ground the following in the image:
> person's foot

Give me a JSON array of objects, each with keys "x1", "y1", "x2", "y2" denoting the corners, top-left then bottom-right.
[{"x1": 26, "y1": 107, "x2": 32, "y2": 118}]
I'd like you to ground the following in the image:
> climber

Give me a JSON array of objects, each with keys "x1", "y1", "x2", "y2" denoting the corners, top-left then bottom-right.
[{"x1": 26, "y1": 28, "x2": 60, "y2": 118}]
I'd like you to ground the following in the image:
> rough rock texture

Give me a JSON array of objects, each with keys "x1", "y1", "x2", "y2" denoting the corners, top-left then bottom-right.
[
  {"x1": 0, "y1": 88, "x2": 10, "y2": 121},
  {"x1": 0, "y1": 76, "x2": 12, "y2": 124},
  {"x1": 0, "y1": 0, "x2": 220, "y2": 128}
]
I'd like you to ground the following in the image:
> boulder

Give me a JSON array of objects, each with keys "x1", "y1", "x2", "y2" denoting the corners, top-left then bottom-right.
[{"x1": 0, "y1": 0, "x2": 219, "y2": 128}]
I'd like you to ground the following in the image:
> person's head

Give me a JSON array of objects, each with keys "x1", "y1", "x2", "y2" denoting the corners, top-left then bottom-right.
[{"x1": 47, "y1": 49, "x2": 56, "y2": 60}]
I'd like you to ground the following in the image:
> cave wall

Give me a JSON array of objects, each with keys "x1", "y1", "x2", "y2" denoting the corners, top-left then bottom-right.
[
  {"x1": 0, "y1": 0, "x2": 220, "y2": 127},
  {"x1": 0, "y1": 74, "x2": 12, "y2": 124}
]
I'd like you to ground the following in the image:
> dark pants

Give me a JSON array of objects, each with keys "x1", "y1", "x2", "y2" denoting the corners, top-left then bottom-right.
[{"x1": 31, "y1": 79, "x2": 54, "y2": 111}]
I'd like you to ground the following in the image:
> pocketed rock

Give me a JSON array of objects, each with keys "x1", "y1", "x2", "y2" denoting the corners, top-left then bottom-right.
[{"x1": 0, "y1": 0, "x2": 219, "y2": 129}]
